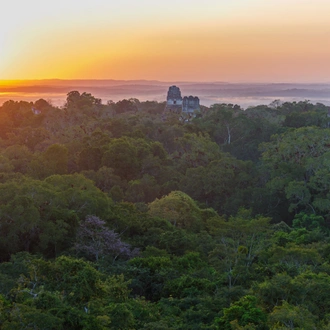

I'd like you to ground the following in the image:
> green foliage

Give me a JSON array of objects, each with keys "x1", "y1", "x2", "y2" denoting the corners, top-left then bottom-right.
[
  {"x1": 216, "y1": 295, "x2": 268, "y2": 330},
  {"x1": 260, "y1": 126, "x2": 330, "y2": 220},
  {"x1": 2, "y1": 95, "x2": 330, "y2": 328},
  {"x1": 293, "y1": 212, "x2": 326, "y2": 231},
  {"x1": 78, "y1": 147, "x2": 103, "y2": 171},
  {"x1": 29, "y1": 143, "x2": 69, "y2": 179},
  {"x1": 148, "y1": 190, "x2": 211, "y2": 231},
  {"x1": 269, "y1": 301, "x2": 317, "y2": 330}
]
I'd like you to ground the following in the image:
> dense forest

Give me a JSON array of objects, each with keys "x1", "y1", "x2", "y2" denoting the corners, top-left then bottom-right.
[{"x1": 1, "y1": 91, "x2": 330, "y2": 329}]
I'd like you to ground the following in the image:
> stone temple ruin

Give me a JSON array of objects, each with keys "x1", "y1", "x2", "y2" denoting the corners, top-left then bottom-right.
[{"x1": 164, "y1": 85, "x2": 200, "y2": 114}]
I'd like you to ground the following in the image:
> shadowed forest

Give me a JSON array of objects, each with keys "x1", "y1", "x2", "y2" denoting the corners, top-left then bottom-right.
[{"x1": 1, "y1": 91, "x2": 330, "y2": 329}]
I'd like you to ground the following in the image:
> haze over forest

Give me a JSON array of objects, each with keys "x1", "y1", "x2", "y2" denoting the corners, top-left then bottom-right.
[{"x1": 1, "y1": 80, "x2": 330, "y2": 108}]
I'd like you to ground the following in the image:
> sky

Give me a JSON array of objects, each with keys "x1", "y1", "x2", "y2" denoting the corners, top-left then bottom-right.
[{"x1": 1, "y1": 0, "x2": 330, "y2": 82}]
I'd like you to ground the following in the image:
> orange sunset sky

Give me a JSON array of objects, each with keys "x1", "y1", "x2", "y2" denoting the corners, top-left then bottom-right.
[{"x1": 1, "y1": 0, "x2": 330, "y2": 83}]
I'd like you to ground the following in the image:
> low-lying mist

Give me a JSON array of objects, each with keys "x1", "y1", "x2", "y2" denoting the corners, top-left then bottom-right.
[{"x1": 1, "y1": 80, "x2": 330, "y2": 108}]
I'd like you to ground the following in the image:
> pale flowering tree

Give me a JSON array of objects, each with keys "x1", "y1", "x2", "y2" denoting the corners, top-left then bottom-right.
[{"x1": 75, "y1": 215, "x2": 139, "y2": 262}]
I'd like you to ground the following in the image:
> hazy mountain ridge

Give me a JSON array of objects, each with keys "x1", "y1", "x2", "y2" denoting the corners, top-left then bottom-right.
[{"x1": 1, "y1": 80, "x2": 330, "y2": 107}]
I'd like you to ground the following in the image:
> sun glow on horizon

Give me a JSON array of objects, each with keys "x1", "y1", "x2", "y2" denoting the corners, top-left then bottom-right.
[{"x1": 1, "y1": 0, "x2": 330, "y2": 83}]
